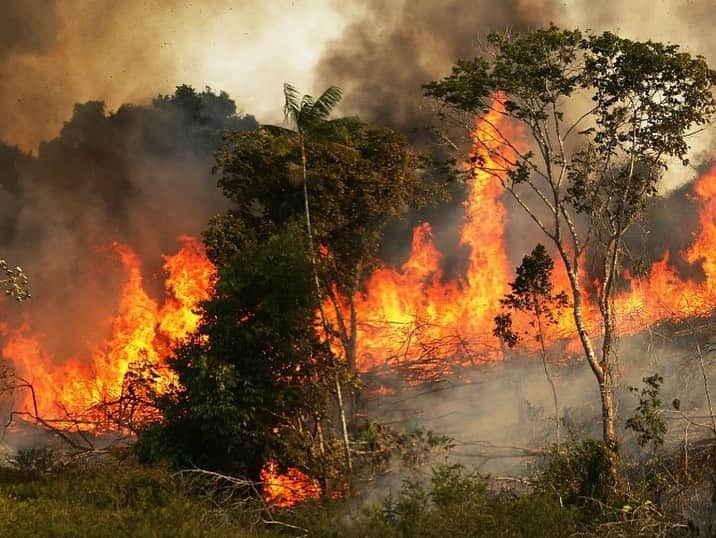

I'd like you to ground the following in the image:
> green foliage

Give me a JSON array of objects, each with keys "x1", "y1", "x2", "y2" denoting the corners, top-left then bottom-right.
[
  {"x1": 13, "y1": 447, "x2": 56, "y2": 474},
  {"x1": 399, "y1": 427, "x2": 455, "y2": 468},
  {"x1": 426, "y1": 25, "x2": 715, "y2": 155},
  {"x1": 626, "y1": 374, "x2": 667, "y2": 449},
  {"x1": 207, "y1": 115, "x2": 440, "y2": 293},
  {"x1": 0, "y1": 462, "x2": 262, "y2": 538},
  {"x1": 138, "y1": 224, "x2": 333, "y2": 479},
  {"x1": 0, "y1": 457, "x2": 695, "y2": 537},
  {"x1": 584, "y1": 32, "x2": 715, "y2": 163},
  {"x1": 539, "y1": 439, "x2": 616, "y2": 508},
  {"x1": 494, "y1": 244, "x2": 568, "y2": 347},
  {"x1": 347, "y1": 464, "x2": 578, "y2": 537}
]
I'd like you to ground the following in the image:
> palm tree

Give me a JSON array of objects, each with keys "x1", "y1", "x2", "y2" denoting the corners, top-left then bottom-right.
[
  {"x1": 281, "y1": 83, "x2": 353, "y2": 471},
  {"x1": 282, "y1": 83, "x2": 343, "y2": 258}
]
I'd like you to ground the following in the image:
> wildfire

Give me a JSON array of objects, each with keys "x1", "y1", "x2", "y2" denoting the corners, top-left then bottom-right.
[
  {"x1": 0, "y1": 234, "x2": 321, "y2": 505},
  {"x1": 0, "y1": 96, "x2": 712, "y2": 508},
  {"x1": 2, "y1": 102, "x2": 712, "y2": 413},
  {"x1": 260, "y1": 460, "x2": 321, "y2": 507},
  {"x1": 325, "y1": 107, "x2": 716, "y2": 375},
  {"x1": 323, "y1": 103, "x2": 521, "y2": 375},
  {"x1": 0, "y1": 236, "x2": 214, "y2": 422}
]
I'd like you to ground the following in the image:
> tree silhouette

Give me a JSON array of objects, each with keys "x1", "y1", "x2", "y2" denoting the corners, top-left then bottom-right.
[{"x1": 494, "y1": 244, "x2": 567, "y2": 449}]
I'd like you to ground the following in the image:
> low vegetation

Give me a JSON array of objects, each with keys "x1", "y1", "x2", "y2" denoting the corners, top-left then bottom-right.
[{"x1": 0, "y1": 437, "x2": 710, "y2": 537}]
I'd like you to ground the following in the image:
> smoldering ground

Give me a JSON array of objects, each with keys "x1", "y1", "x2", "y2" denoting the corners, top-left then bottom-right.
[{"x1": 359, "y1": 324, "x2": 716, "y2": 483}]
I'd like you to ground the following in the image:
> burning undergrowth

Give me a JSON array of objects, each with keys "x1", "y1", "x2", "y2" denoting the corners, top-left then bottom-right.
[
  {"x1": 0, "y1": 88, "x2": 713, "y2": 440},
  {"x1": 0, "y1": 85, "x2": 714, "y2": 512},
  {"x1": 322, "y1": 108, "x2": 716, "y2": 380},
  {"x1": 0, "y1": 86, "x2": 255, "y2": 421}
]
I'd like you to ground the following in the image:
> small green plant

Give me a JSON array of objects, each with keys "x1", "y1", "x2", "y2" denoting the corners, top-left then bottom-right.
[
  {"x1": 13, "y1": 446, "x2": 56, "y2": 474},
  {"x1": 355, "y1": 463, "x2": 577, "y2": 537},
  {"x1": 539, "y1": 438, "x2": 616, "y2": 509},
  {"x1": 400, "y1": 427, "x2": 454, "y2": 468},
  {"x1": 625, "y1": 373, "x2": 667, "y2": 450}
]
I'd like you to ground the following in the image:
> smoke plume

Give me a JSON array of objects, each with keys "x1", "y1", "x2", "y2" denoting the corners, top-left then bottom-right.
[{"x1": 0, "y1": 86, "x2": 256, "y2": 360}]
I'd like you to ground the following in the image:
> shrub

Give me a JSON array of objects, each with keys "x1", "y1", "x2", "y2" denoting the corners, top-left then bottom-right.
[
  {"x1": 13, "y1": 446, "x2": 56, "y2": 474},
  {"x1": 538, "y1": 438, "x2": 615, "y2": 511}
]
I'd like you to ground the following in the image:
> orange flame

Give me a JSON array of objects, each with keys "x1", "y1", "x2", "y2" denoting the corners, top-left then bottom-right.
[
  {"x1": 324, "y1": 103, "x2": 520, "y2": 375},
  {"x1": 260, "y1": 460, "x2": 321, "y2": 507},
  {"x1": 325, "y1": 106, "x2": 716, "y2": 376},
  {"x1": 1, "y1": 236, "x2": 214, "y2": 422}
]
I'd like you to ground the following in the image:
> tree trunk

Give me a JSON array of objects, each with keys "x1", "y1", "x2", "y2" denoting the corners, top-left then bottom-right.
[
  {"x1": 534, "y1": 302, "x2": 560, "y2": 451},
  {"x1": 597, "y1": 240, "x2": 620, "y2": 479},
  {"x1": 600, "y1": 369, "x2": 618, "y2": 454},
  {"x1": 300, "y1": 138, "x2": 353, "y2": 475},
  {"x1": 335, "y1": 373, "x2": 353, "y2": 471},
  {"x1": 560, "y1": 249, "x2": 619, "y2": 478},
  {"x1": 599, "y1": 368, "x2": 619, "y2": 489}
]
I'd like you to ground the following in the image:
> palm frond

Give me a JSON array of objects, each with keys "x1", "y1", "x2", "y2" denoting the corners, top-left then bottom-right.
[
  {"x1": 283, "y1": 83, "x2": 301, "y2": 123},
  {"x1": 311, "y1": 86, "x2": 343, "y2": 120},
  {"x1": 298, "y1": 94, "x2": 316, "y2": 129},
  {"x1": 300, "y1": 94, "x2": 315, "y2": 110},
  {"x1": 283, "y1": 83, "x2": 343, "y2": 133}
]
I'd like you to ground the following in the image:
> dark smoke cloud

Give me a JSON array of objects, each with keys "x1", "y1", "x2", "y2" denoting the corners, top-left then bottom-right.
[
  {"x1": 0, "y1": 1, "x2": 346, "y2": 151},
  {"x1": 0, "y1": 0, "x2": 183, "y2": 149},
  {"x1": 0, "y1": 2, "x2": 60, "y2": 59},
  {"x1": 317, "y1": 0, "x2": 557, "y2": 133},
  {"x1": 0, "y1": 1, "x2": 64, "y2": 147},
  {"x1": 0, "y1": 86, "x2": 257, "y2": 359},
  {"x1": 318, "y1": 0, "x2": 716, "y2": 144}
]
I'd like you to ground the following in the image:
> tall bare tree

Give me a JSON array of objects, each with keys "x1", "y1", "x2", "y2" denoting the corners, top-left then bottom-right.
[{"x1": 426, "y1": 26, "x2": 716, "y2": 476}]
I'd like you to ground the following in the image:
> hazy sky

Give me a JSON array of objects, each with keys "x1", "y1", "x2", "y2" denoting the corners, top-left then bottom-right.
[
  {"x1": 0, "y1": 0, "x2": 354, "y2": 148},
  {"x1": 2, "y1": 0, "x2": 715, "y2": 172}
]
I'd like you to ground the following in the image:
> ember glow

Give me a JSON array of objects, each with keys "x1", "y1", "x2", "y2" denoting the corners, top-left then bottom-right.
[{"x1": 1, "y1": 236, "x2": 214, "y2": 422}]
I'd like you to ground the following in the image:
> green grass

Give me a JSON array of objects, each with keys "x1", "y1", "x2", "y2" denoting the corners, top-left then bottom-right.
[
  {"x1": 0, "y1": 451, "x2": 693, "y2": 537},
  {"x1": 0, "y1": 464, "x2": 262, "y2": 538}
]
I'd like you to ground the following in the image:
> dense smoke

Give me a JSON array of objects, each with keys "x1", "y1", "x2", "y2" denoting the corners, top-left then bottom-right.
[
  {"x1": 0, "y1": 1, "x2": 182, "y2": 149},
  {"x1": 0, "y1": 0, "x2": 346, "y2": 151},
  {"x1": 317, "y1": 0, "x2": 716, "y2": 191},
  {"x1": 364, "y1": 329, "x2": 716, "y2": 480},
  {"x1": 0, "y1": 86, "x2": 256, "y2": 359},
  {"x1": 317, "y1": 1, "x2": 556, "y2": 136}
]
